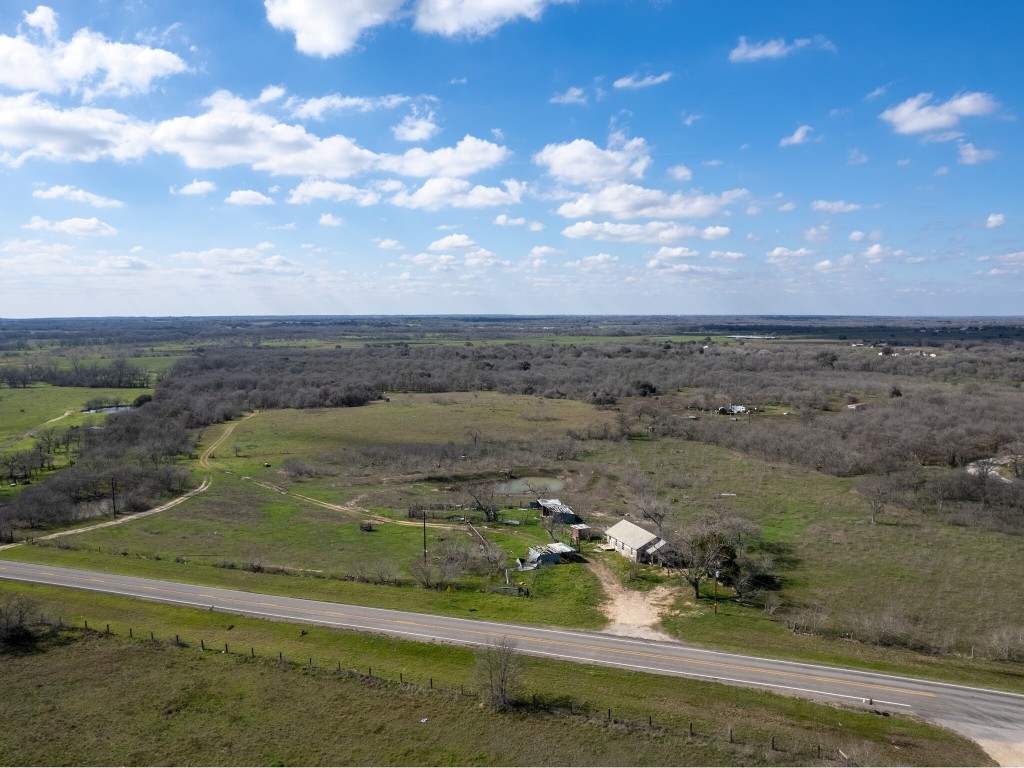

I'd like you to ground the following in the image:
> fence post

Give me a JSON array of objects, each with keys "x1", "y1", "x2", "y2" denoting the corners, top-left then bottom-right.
[
  {"x1": 175, "y1": 634, "x2": 179, "y2": 646},
  {"x1": 106, "y1": 624, "x2": 110, "y2": 634},
  {"x1": 607, "y1": 708, "x2": 611, "y2": 722},
  {"x1": 201, "y1": 639, "x2": 205, "y2": 650},
  {"x1": 689, "y1": 722, "x2": 693, "y2": 737},
  {"x1": 400, "y1": 672, "x2": 403, "y2": 683},
  {"x1": 771, "y1": 734, "x2": 776, "y2": 751},
  {"x1": 728, "y1": 727, "x2": 733, "y2": 743},
  {"x1": 84, "y1": 620, "x2": 88, "y2": 630},
  {"x1": 430, "y1": 677, "x2": 433, "y2": 689},
  {"x1": 225, "y1": 642, "x2": 229, "y2": 654},
  {"x1": 279, "y1": 651, "x2": 282, "y2": 663},
  {"x1": 129, "y1": 627, "x2": 133, "y2": 638},
  {"x1": 648, "y1": 715, "x2": 652, "y2": 728},
  {"x1": 252, "y1": 647, "x2": 255, "y2": 658}
]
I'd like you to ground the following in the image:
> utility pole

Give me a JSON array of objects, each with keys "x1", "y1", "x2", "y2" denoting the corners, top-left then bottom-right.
[
  {"x1": 110, "y1": 476, "x2": 118, "y2": 516},
  {"x1": 422, "y1": 510, "x2": 428, "y2": 565}
]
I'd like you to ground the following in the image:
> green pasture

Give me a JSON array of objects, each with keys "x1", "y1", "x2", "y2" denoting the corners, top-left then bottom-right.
[
  {"x1": 0, "y1": 383, "x2": 152, "y2": 449},
  {"x1": 0, "y1": 582, "x2": 992, "y2": 767}
]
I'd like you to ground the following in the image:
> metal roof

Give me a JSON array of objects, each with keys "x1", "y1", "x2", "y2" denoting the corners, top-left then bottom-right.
[{"x1": 604, "y1": 519, "x2": 663, "y2": 551}]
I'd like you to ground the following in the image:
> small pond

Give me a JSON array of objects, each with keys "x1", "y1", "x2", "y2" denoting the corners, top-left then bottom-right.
[
  {"x1": 494, "y1": 476, "x2": 565, "y2": 495},
  {"x1": 83, "y1": 405, "x2": 133, "y2": 414}
]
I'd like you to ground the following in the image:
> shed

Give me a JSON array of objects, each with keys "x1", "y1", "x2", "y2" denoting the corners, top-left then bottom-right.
[
  {"x1": 605, "y1": 519, "x2": 668, "y2": 563},
  {"x1": 569, "y1": 523, "x2": 593, "y2": 542},
  {"x1": 537, "y1": 498, "x2": 578, "y2": 524}
]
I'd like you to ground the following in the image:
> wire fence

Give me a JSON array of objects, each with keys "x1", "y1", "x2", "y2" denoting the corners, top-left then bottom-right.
[{"x1": 40, "y1": 613, "x2": 858, "y2": 766}]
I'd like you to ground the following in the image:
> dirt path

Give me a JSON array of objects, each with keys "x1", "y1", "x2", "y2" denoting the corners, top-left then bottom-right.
[
  {"x1": 199, "y1": 413, "x2": 257, "y2": 470},
  {"x1": 588, "y1": 557, "x2": 678, "y2": 641}
]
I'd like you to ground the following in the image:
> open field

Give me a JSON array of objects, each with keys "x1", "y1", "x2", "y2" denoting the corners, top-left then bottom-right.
[
  {"x1": 5, "y1": 393, "x2": 1024, "y2": 692},
  {"x1": 0, "y1": 581, "x2": 993, "y2": 767}
]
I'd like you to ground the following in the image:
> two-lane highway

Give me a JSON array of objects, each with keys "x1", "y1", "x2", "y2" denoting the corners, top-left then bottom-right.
[{"x1": 1, "y1": 560, "x2": 1021, "y2": 764}]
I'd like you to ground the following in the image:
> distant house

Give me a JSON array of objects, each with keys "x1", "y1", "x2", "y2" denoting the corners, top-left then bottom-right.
[
  {"x1": 604, "y1": 520, "x2": 670, "y2": 564},
  {"x1": 718, "y1": 405, "x2": 747, "y2": 415},
  {"x1": 537, "y1": 499, "x2": 578, "y2": 524},
  {"x1": 847, "y1": 402, "x2": 867, "y2": 411}
]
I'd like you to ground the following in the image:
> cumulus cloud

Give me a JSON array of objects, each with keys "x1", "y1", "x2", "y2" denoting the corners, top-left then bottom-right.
[
  {"x1": 413, "y1": 0, "x2": 567, "y2": 37},
  {"x1": 0, "y1": 94, "x2": 150, "y2": 166},
  {"x1": 428, "y1": 233, "x2": 477, "y2": 250},
  {"x1": 33, "y1": 184, "x2": 123, "y2": 208},
  {"x1": 375, "y1": 237, "x2": 403, "y2": 249},
  {"x1": 958, "y1": 141, "x2": 996, "y2": 165},
  {"x1": 392, "y1": 108, "x2": 440, "y2": 142},
  {"x1": 879, "y1": 91, "x2": 998, "y2": 135},
  {"x1": 226, "y1": 189, "x2": 274, "y2": 205},
  {"x1": 668, "y1": 164, "x2": 692, "y2": 181},
  {"x1": 173, "y1": 245, "x2": 302, "y2": 275},
  {"x1": 0, "y1": 6, "x2": 186, "y2": 99},
  {"x1": 379, "y1": 134, "x2": 509, "y2": 177},
  {"x1": 766, "y1": 246, "x2": 813, "y2": 266},
  {"x1": 652, "y1": 246, "x2": 699, "y2": 260},
  {"x1": 710, "y1": 250, "x2": 745, "y2": 260},
  {"x1": 23, "y1": 215, "x2": 117, "y2": 236},
  {"x1": 729, "y1": 35, "x2": 834, "y2": 63},
  {"x1": 534, "y1": 132, "x2": 650, "y2": 185},
  {"x1": 779, "y1": 125, "x2": 814, "y2": 147},
  {"x1": 562, "y1": 220, "x2": 729, "y2": 244},
  {"x1": 646, "y1": 260, "x2": 731, "y2": 275},
  {"x1": 613, "y1": 72, "x2": 672, "y2": 89},
  {"x1": 287, "y1": 179, "x2": 380, "y2": 205},
  {"x1": 566, "y1": 253, "x2": 617, "y2": 272},
  {"x1": 264, "y1": 0, "x2": 405, "y2": 57},
  {"x1": 811, "y1": 199, "x2": 860, "y2": 214},
  {"x1": 403, "y1": 252, "x2": 458, "y2": 272},
  {"x1": 804, "y1": 224, "x2": 830, "y2": 243},
  {"x1": 319, "y1": 213, "x2": 342, "y2": 226},
  {"x1": 557, "y1": 183, "x2": 747, "y2": 220},
  {"x1": 286, "y1": 92, "x2": 409, "y2": 120},
  {"x1": 987, "y1": 213, "x2": 1005, "y2": 228},
  {"x1": 847, "y1": 148, "x2": 868, "y2": 165},
  {"x1": 172, "y1": 180, "x2": 216, "y2": 196},
  {"x1": 390, "y1": 177, "x2": 524, "y2": 210},
  {"x1": 98, "y1": 254, "x2": 151, "y2": 270},
  {"x1": 550, "y1": 86, "x2": 587, "y2": 105},
  {"x1": 495, "y1": 214, "x2": 543, "y2": 231}
]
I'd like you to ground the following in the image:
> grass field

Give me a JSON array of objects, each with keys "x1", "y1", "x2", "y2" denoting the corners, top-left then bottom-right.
[{"x1": 0, "y1": 581, "x2": 993, "y2": 767}]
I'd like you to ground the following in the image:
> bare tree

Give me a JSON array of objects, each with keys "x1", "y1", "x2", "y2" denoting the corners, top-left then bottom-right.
[
  {"x1": 475, "y1": 635, "x2": 524, "y2": 710},
  {"x1": 666, "y1": 515, "x2": 757, "y2": 601},
  {"x1": 465, "y1": 483, "x2": 500, "y2": 522}
]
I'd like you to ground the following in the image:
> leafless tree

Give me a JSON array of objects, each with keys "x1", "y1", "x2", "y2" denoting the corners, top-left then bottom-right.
[{"x1": 475, "y1": 635, "x2": 524, "y2": 711}]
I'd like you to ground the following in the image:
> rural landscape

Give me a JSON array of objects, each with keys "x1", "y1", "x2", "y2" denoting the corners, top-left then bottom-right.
[
  {"x1": 1, "y1": 315, "x2": 1022, "y2": 766},
  {"x1": 2, "y1": 0, "x2": 1022, "y2": 765}
]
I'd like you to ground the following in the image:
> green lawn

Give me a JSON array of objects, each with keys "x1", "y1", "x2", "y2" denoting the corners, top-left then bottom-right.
[{"x1": 0, "y1": 581, "x2": 993, "y2": 767}]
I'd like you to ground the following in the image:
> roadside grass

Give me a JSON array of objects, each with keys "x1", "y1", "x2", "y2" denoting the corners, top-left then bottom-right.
[
  {"x1": 0, "y1": 581, "x2": 993, "y2": 767},
  {"x1": 0, "y1": 383, "x2": 152, "y2": 449}
]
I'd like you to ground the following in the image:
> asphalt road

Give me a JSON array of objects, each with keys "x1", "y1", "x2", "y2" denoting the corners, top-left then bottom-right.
[{"x1": 1, "y1": 560, "x2": 1021, "y2": 763}]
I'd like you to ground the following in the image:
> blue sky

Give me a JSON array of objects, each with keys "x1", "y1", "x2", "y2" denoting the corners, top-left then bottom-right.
[{"x1": 0, "y1": 0, "x2": 1020, "y2": 317}]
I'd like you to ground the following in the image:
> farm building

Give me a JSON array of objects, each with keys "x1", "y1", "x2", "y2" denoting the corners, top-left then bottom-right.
[
  {"x1": 569, "y1": 523, "x2": 594, "y2": 542},
  {"x1": 517, "y1": 542, "x2": 576, "y2": 570},
  {"x1": 605, "y1": 519, "x2": 670, "y2": 564},
  {"x1": 537, "y1": 498, "x2": 578, "y2": 524}
]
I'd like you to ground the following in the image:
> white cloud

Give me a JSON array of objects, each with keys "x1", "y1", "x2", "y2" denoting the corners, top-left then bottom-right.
[
  {"x1": 152, "y1": 90, "x2": 379, "y2": 177},
  {"x1": 529, "y1": 245, "x2": 558, "y2": 259},
  {"x1": 613, "y1": 72, "x2": 672, "y2": 89},
  {"x1": 403, "y1": 252, "x2": 457, "y2": 272},
  {"x1": 652, "y1": 246, "x2": 699, "y2": 260},
  {"x1": 264, "y1": 0, "x2": 405, "y2": 57},
  {"x1": 413, "y1": 0, "x2": 567, "y2": 37},
  {"x1": 958, "y1": 141, "x2": 996, "y2": 165},
  {"x1": 804, "y1": 224, "x2": 830, "y2": 243},
  {"x1": 668, "y1": 164, "x2": 692, "y2": 181},
  {"x1": 534, "y1": 132, "x2": 650, "y2": 185},
  {"x1": 550, "y1": 86, "x2": 587, "y2": 105},
  {"x1": 23, "y1": 215, "x2": 117, "y2": 237},
  {"x1": 865, "y1": 85, "x2": 888, "y2": 101},
  {"x1": 286, "y1": 93, "x2": 408, "y2": 120},
  {"x1": 779, "y1": 125, "x2": 814, "y2": 147},
  {"x1": 729, "y1": 35, "x2": 834, "y2": 63},
  {"x1": 393, "y1": 109, "x2": 440, "y2": 142},
  {"x1": 811, "y1": 199, "x2": 860, "y2": 214},
  {"x1": 566, "y1": 253, "x2": 618, "y2": 272},
  {"x1": 428, "y1": 233, "x2": 477, "y2": 250},
  {"x1": 173, "y1": 246, "x2": 302, "y2": 274},
  {"x1": 376, "y1": 238, "x2": 403, "y2": 250},
  {"x1": 777, "y1": 201, "x2": 796, "y2": 212},
  {"x1": 557, "y1": 183, "x2": 747, "y2": 220},
  {"x1": 287, "y1": 179, "x2": 379, "y2": 205},
  {"x1": 172, "y1": 180, "x2": 217, "y2": 196},
  {"x1": 646, "y1": 260, "x2": 731, "y2": 276},
  {"x1": 379, "y1": 134, "x2": 509, "y2": 177},
  {"x1": 98, "y1": 254, "x2": 151, "y2": 271},
  {"x1": 390, "y1": 177, "x2": 524, "y2": 210},
  {"x1": 32, "y1": 185, "x2": 123, "y2": 208},
  {"x1": 562, "y1": 220, "x2": 728, "y2": 244},
  {"x1": 710, "y1": 250, "x2": 745, "y2": 260},
  {"x1": 879, "y1": 91, "x2": 998, "y2": 135},
  {"x1": 463, "y1": 247, "x2": 504, "y2": 268},
  {"x1": 682, "y1": 112, "x2": 702, "y2": 127},
  {"x1": 226, "y1": 189, "x2": 274, "y2": 205},
  {"x1": 0, "y1": 9, "x2": 186, "y2": 99},
  {"x1": 849, "y1": 230, "x2": 866, "y2": 242},
  {"x1": 0, "y1": 93, "x2": 150, "y2": 166},
  {"x1": 813, "y1": 259, "x2": 834, "y2": 272},
  {"x1": 319, "y1": 213, "x2": 342, "y2": 226},
  {"x1": 987, "y1": 213, "x2": 1005, "y2": 228},
  {"x1": 766, "y1": 246, "x2": 813, "y2": 265},
  {"x1": 24, "y1": 6, "x2": 58, "y2": 40},
  {"x1": 495, "y1": 214, "x2": 543, "y2": 231}
]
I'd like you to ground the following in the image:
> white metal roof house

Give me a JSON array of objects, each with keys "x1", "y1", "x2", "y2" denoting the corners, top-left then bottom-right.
[
  {"x1": 537, "y1": 498, "x2": 578, "y2": 523},
  {"x1": 604, "y1": 519, "x2": 670, "y2": 563}
]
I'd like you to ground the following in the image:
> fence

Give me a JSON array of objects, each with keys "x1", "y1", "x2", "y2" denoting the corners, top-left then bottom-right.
[{"x1": 41, "y1": 614, "x2": 856, "y2": 765}]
